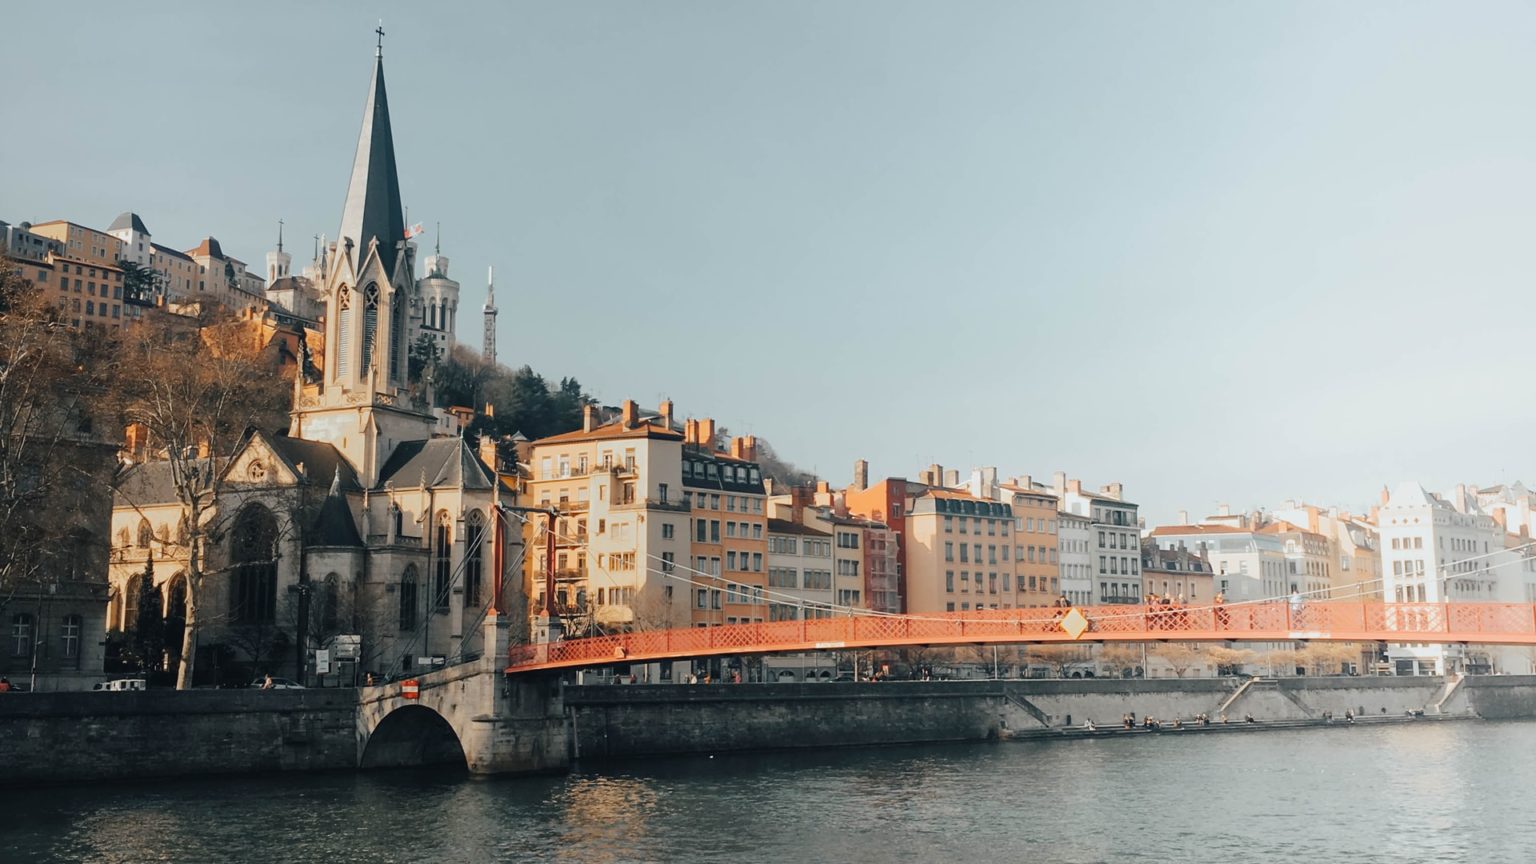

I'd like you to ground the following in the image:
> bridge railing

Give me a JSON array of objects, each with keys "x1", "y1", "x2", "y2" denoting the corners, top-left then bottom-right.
[{"x1": 505, "y1": 601, "x2": 1536, "y2": 671}]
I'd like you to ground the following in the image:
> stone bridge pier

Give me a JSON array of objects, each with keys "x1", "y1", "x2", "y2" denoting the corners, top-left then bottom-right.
[{"x1": 356, "y1": 613, "x2": 569, "y2": 775}]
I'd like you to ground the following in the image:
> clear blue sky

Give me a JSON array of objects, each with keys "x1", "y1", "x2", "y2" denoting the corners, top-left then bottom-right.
[{"x1": 5, "y1": 2, "x2": 1536, "y2": 525}]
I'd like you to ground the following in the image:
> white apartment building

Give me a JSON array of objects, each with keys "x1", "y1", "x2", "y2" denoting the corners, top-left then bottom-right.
[
  {"x1": 1055, "y1": 475, "x2": 1139, "y2": 604},
  {"x1": 765, "y1": 519, "x2": 835, "y2": 620},
  {"x1": 1057, "y1": 511, "x2": 1093, "y2": 605},
  {"x1": 1146, "y1": 523, "x2": 1288, "y2": 603},
  {"x1": 1377, "y1": 481, "x2": 1536, "y2": 675}
]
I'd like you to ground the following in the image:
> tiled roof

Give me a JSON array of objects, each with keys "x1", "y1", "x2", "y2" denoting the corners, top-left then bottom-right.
[
  {"x1": 534, "y1": 419, "x2": 683, "y2": 446},
  {"x1": 1147, "y1": 524, "x2": 1248, "y2": 536},
  {"x1": 766, "y1": 518, "x2": 830, "y2": 537}
]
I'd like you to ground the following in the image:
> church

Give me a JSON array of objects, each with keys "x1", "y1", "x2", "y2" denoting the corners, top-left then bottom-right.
[{"x1": 108, "y1": 40, "x2": 520, "y2": 685}]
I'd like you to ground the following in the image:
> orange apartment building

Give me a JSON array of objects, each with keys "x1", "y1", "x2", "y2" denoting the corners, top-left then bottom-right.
[
  {"x1": 1000, "y1": 482, "x2": 1061, "y2": 606},
  {"x1": 681, "y1": 420, "x2": 769, "y2": 627}
]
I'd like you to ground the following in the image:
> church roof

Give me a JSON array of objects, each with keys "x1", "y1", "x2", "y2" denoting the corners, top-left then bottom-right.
[
  {"x1": 338, "y1": 54, "x2": 406, "y2": 278},
  {"x1": 108, "y1": 212, "x2": 150, "y2": 234},
  {"x1": 268, "y1": 435, "x2": 363, "y2": 491},
  {"x1": 378, "y1": 438, "x2": 494, "y2": 491},
  {"x1": 311, "y1": 476, "x2": 364, "y2": 548},
  {"x1": 113, "y1": 460, "x2": 192, "y2": 509}
]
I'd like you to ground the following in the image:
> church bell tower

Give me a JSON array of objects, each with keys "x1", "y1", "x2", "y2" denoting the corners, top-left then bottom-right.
[{"x1": 289, "y1": 30, "x2": 435, "y2": 487}]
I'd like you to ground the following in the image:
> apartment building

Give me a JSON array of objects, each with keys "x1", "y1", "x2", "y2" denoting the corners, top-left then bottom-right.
[
  {"x1": 905, "y1": 488, "x2": 1017, "y2": 613},
  {"x1": 681, "y1": 422, "x2": 768, "y2": 627},
  {"x1": 765, "y1": 519, "x2": 835, "y2": 620},
  {"x1": 522, "y1": 400, "x2": 689, "y2": 633},
  {"x1": 1055, "y1": 475, "x2": 1140, "y2": 604},
  {"x1": 1139, "y1": 540, "x2": 1215, "y2": 603},
  {"x1": 998, "y1": 481, "x2": 1060, "y2": 606}
]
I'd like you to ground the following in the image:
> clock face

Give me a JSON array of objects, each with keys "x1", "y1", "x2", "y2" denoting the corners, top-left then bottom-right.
[{"x1": 247, "y1": 461, "x2": 267, "y2": 481}]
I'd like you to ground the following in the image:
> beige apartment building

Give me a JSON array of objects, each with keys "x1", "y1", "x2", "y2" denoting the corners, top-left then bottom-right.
[
  {"x1": 523, "y1": 401, "x2": 690, "y2": 633},
  {"x1": 905, "y1": 488, "x2": 1018, "y2": 614},
  {"x1": 1000, "y1": 482, "x2": 1061, "y2": 606},
  {"x1": 682, "y1": 423, "x2": 769, "y2": 628},
  {"x1": 28, "y1": 220, "x2": 122, "y2": 268}
]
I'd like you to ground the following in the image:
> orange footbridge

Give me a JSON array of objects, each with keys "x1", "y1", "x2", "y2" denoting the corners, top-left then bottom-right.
[{"x1": 506, "y1": 601, "x2": 1536, "y2": 674}]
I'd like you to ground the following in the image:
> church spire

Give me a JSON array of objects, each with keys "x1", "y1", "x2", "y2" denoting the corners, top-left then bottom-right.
[{"x1": 338, "y1": 36, "x2": 405, "y2": 278}]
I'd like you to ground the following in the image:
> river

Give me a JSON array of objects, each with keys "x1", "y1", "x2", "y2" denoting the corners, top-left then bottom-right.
[{"x1": 3, "y1": 719, "x2": 1529, "y2": 863}]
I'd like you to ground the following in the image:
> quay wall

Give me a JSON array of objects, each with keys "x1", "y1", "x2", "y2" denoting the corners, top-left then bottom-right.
[
  {"x1": 564, "y1": 675, "x2": 1535, "y2": 761},
  {"x1": 0, "y1": 689, "x2": 357, "y2": 787},
  {"x1": 7, "y1": 675, "x2": 1536, "y2": 785}
]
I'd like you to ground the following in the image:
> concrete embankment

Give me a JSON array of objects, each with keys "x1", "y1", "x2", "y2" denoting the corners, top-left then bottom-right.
[
  {"x1": 5, "y1": 675, "x2": 1536, "y2": 785},
  {"x1": 0, "y1": 689, "x2": 358, "y2": 786},
  {"x1": 562, "y1": 675, "x2": 1525, "y2": 762}
]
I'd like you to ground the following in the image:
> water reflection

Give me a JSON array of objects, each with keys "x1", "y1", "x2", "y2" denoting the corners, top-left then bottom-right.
[{"x1": 6, "y1": 722, "x2": 1536, "y2": 864}]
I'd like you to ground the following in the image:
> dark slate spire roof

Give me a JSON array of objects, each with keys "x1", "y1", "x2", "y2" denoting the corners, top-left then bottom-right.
[
  {"x1": 338, "y1": 54, "x2": 406, "y2": 278},
  {"x1": 109, "y1": 212, "x2": 150, "y2": 234},
  {"x1": 312, "y1": 468, "x2": 364, "y2": 548}
]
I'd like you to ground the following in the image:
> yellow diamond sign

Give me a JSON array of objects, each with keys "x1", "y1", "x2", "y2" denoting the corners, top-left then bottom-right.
[{"x1": 1059, "y1": 607, "x2": 1090, "y2": 640}]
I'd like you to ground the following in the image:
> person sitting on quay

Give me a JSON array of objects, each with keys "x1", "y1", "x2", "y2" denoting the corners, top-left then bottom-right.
[
  {"x1": 1123, "y1": 712, "x2": 1136, "y2": 729},
  {"x1": 1084, "y1": 718, "x2": 1096, "y2": 732},
  {"x1": 1244, "y1": 713, "x2": 1257, "y2": 724}
]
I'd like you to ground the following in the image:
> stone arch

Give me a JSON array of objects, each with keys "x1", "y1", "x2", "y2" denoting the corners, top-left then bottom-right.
[{"x1": 359, "y1": 704, "x2": 468, "y2": 770}]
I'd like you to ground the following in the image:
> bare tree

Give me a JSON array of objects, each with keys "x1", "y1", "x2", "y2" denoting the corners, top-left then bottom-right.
[
  {"x1": 1024, "y1": 644, "x2": 1085, "y2": 678},
  {"x1": 0, "y1": 262, "x2": 116, "y2": 615},
  {"x1": 109, "y1": 307, "x2": 292, "y2": 688},
  {"x1": 1097, "y1": 644, "x2": 1144, "y2": 678},
  {"x1": 1205, "y1": 645, "x2": 1257, "y2": 676},
  {"x1": 1150, "y1": 642, "x2": 1206, "y2": 678}
]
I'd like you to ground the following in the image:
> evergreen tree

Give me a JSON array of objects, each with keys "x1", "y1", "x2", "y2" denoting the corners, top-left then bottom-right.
[{"x1": 130, "y1": 555, "x2": 164, "y2": 673}]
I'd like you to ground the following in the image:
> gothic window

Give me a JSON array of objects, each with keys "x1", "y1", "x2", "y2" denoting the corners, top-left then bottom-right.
[
  {"x1": 136, "y1": 518, "x2": 152, "y2": 548},
  {"x1": 433, "y1": 511, "x2": 452, "y2": 611},
  {"x1": 389, "y1": 290, "x2": 405, "y2": 382},
  {"x1": 398, "y1": 564, "x2": 419, "y2": 632},
  {"x1": 123, "y1": 574, "x2": 142, "y2": 630},
  {"x1": 321, "y1": 572, "x2": 340, "y2": 634},
  {"x1": 336, "y1": 286, "x2": 352, "y2": 379},
  {"x1": 464, "y1": 510, "x2": 485, "y2": 608},
  {"x1": 230, "y1": 504, "x2": 279, "y2": 624},
  {"x1": 360, "y1": 283, "x2": 380, "y2": 374}
]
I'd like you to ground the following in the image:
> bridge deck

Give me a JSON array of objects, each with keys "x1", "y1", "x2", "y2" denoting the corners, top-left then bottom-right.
[{"x1": 505, "y1": 601, "x2": 1536, "y2": 674}]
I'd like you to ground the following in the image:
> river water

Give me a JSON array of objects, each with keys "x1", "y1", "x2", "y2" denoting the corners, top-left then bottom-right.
[{"x1": 4, "y1": 720, "x2": 1530, "y2": 863}]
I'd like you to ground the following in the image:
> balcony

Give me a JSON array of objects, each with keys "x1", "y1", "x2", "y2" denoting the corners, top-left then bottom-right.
[{"x1": 611, "y1": 497, "x2": 690, "y2": 513}]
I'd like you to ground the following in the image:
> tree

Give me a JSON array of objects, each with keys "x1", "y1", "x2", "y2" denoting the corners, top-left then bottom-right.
[
  {"x1": 1150, "y1": 642, "x2": 1206, "y2": 678},
  {"x1": 1024, "y1": 644, "x2": 1087, "y2": 678},
  {"x1": 1097, "y1": 644, "x2": 1144, "y2": 678},
  {"x1": 128, "y1": 555, "x2": 164, "y2": 673},
  {"x1": 755, "y1": 437, "x2": 817, "y2": 488},
  {"x1": 110, "y1": 307, "x2": 293, "y2": 688},
  {"x1": 117, "y1": 260, "x2": 162, "y2": 305},
  {"x1": 1205, "y1": 645, "x2": 1257, "y2": 676},
  {"x1": 1294, "y1": 642, "x2": 1362, "y2": 676},
  {"x1": 0, "y1": 261, "x2": 115, "y2": 615}
]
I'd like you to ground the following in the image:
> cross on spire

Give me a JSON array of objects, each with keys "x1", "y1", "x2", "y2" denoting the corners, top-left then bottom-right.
[{"x1": 375, "y1": 20, "x2": 385, "y2": 58}]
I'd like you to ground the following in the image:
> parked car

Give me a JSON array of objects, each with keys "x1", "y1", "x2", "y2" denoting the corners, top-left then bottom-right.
[
  {"x1": 251, "y1": 677, "x2": 305, "y2": 690},
  {"x1": 93, "y1": 679, "x2": 147, "y2": 692}
]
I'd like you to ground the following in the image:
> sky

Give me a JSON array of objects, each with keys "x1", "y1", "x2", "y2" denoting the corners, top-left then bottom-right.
[{"x1": 5, "y1": 2, "x2": 1536, "y2": 526}]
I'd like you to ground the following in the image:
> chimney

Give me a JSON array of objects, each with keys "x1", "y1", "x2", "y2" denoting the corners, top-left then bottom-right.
[
  {"x1": 1052, "y1": 471, "x2": 1067, "y2": 494},
  {"x1": 1019, "y1": 474, "x2": 1033, "y2": 491},
  {"x1": 1380, "y1": 485, "x2": 1390, "y2": 506},
  {"x1": 621, "y1": 399, "x2": 638, "y2": 430},
  {"x1": 981, "y1": 467, "x2": 998, "y2": 499},
  {"x1": 1218, "y1": 503, "x2": 1231, "y2": 517},
  {"x1": 582, "y1": 404, "x2": 598, "y2": 433},
  {"x1": 1101, "y1": 481, "x2": 1123, "y2": 500},
  {"x1": 852, "y1": 459, "x2": 869, "y2": 491},
  {"x1": 730, "y1": 436, "x2": 745, "y2": 460},
  {"x1": 816, "y1": 480, "x2": 830, "y2": 494},
  {"x1": 699, "y1": 418, "x2": 716, "y2": 449},
  {"x1": 922, "y1": 464, "x2": 943, "y2": 487},
  {"x1": 659, "y1": 399, "x2": 674, "y2": 430},
  {"x1": 791, "y1": 485, "x2": 814, "y2": 525},
  {"x1": 943, "y1": 469, "x2": 959, "y2": 488},
  {"x1": 478, "y1": 436, "x2": 499, "y2": 472},
  {"x1": 1068, "y1": 478, "x2": 1083, "y2": 495},
  {"x1": 1177, "y1": 510, "x2": 1188, "y2": 525},
  {"x1": 684, "y1": 418, "x2": 698, "y2": 444}
]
